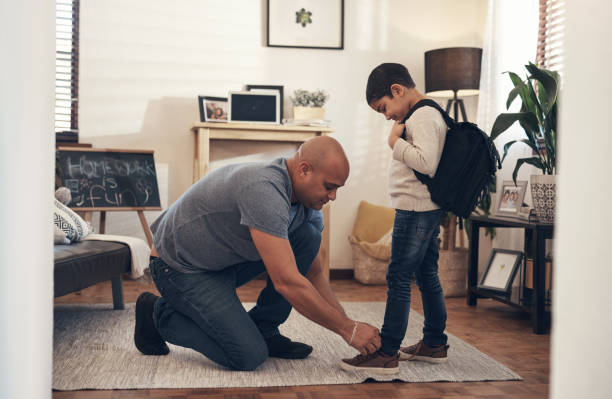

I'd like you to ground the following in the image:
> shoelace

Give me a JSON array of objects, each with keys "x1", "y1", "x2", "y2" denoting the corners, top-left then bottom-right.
[
  {"x1": 406, "y1": 340, "x2": 423, "y2": 361},
  {"x1": 354, "y1": 351, "x2": 379, "y2": 362}
]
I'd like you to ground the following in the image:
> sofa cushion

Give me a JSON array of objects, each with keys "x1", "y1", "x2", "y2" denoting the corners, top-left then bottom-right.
[
  {"x1": 350, "y1": 200, "x2": 395, "y2": 243},
  {"x1": 53, "y1": 199, "x2": 92, "y2": 242},
  {"x1": 54, "y1": 240, "x2": 131, "y2": 297}
]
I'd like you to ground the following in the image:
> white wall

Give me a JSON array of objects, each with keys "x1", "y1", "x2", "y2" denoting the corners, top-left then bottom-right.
[
  {"x1": 0, "y1": 0, "x2": 54, "y2": 397},
  {"x1": 551, "y1": 2, "x2": 612, "y2": 398},
  {"x1": 80, "y1": 0, "x2": 487, "y2": 269}
]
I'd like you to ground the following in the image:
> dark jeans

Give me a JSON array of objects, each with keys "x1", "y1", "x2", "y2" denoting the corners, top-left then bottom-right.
[
  {"x1": 380, "y1": 209, "x2": 448, "y2": 354},
  {"x1": 149, "y1": 222, "x2": 321, "y2": 371}
]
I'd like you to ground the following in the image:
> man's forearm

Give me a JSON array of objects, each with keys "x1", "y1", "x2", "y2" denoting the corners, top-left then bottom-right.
[
  {"x1": 278, "y1": 274, "x2": 353, "y2": 341},
  {"x1": 307, "y1": 256, "x2": 346, "y2": 317}
]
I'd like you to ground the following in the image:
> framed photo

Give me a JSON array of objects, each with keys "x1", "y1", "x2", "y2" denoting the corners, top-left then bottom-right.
[
  {"x1": 228, "y1": 91, "x2": 280, "y2": 124},
  {"x1": 495, "y1": 180, "x2": 528, "y2": 217},
  {"x1": 247, "y1": 85, "x2": 284, "y2": 120},
  {"x1": 198, "y1": 96, "x2": 228, "y2": 123},
  {"x1": 478, "y1": 249, "x2": 523, "y2": 294},
  {"x1": 267, "y1": 0, "x2": 344, "y2": 50}
]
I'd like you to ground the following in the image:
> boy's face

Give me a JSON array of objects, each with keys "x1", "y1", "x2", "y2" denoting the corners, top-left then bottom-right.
[{"x1": 369, "y1": 84, "x2": 410, "y2": 122}]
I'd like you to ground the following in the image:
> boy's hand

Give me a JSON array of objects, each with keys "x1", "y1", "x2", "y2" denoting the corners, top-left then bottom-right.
[{"x1": 388, "y1": 121, "x2": 405, "y2": 149}]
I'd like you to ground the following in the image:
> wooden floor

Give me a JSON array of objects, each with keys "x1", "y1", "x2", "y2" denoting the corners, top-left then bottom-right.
[{"x1": 53, "y1": 278, "x2": 550, "y2": 398}]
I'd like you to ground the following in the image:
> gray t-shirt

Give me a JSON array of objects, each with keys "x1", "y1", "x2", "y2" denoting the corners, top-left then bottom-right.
[{"x1": 150, "y1": 158, "x2": 323, "y2": 272}]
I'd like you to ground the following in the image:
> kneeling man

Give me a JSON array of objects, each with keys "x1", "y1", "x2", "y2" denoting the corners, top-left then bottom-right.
[{"x1": 135, "y1": 136, "x2": 381, "y2": 370}]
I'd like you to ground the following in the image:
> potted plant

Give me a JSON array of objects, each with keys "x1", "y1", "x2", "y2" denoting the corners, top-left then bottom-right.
[
  {"x1": 290, "y1": 89, "x2": 329, "y2": 120},
  {"x1": 490, "y1": 62, "x2": 559, "y2": 223}
]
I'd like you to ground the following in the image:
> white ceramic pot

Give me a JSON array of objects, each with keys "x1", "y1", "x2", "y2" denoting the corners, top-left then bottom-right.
[
  {"x1": 293, "y1": 106, "x2": 325, "y2": 120},
  {"x1": 530, "y1": 174, "x2": 556, "y2": 223}
]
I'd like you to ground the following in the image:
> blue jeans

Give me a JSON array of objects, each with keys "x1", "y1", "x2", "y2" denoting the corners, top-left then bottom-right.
[
  {"x1": 380, "y1": 209, "x2": 448, "y2": 354},
  {"x1": 149, "y1": 221, "x2": 321, "y2": 371}
]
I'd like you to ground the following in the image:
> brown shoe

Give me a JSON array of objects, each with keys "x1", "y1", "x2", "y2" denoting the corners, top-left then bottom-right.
[
  {"x1": 399, "y1": 340, "x2": 448, "y2": 363},
  {"x1": 340, "y1": 350, "x2": 399, "y2": 374}
]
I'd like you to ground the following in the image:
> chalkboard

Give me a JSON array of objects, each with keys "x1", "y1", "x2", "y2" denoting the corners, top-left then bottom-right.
[{"x1": 56, "y1": 148, "x2": 162, "y2": 210}]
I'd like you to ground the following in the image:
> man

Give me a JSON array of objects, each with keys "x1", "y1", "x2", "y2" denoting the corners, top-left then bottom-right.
[{"x1": 134, "y1": 136, "x2": 381, "y2": 371}]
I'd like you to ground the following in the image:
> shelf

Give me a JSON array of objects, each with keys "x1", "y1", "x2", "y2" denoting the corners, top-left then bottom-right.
[
  {"x1": 471, "y1": 287, "x2": 552, "y2": 314},
  {"x1": 471, "y1": 287, "x2": 528, "y2": 311}
]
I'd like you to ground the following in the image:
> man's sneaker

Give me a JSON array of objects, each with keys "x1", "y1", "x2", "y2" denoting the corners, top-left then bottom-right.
[
  {"x1": 264, "y1": 334, "x2": 313, "y2": 359},
  {"x1": 399, "y1": 340, "x2": 448, "y2": 363},
  {"x1": 134, "y1": 292, "x2": 170, "y2": 356},
  {"x1": 340, "y1": 350, "x2": 399, "y2": 375}
]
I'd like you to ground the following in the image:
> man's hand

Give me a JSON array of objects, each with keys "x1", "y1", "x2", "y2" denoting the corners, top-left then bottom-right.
[
  {"x1": 343, "y1": 321, "x2": 381, "y2": 355},
  {"x1": 388, "y1": 121, "x2": 405, "y2": 149}
]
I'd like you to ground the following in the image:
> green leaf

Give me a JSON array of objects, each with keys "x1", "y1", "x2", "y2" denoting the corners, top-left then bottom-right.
[
  {"x1": 506, "y1": 82, "x2": 528, "y2": 110},
  {"x1": 491, "y1": 113, "x2": 522, "y2": 140},
  {"x1": 491, "y1": 112, "x2": 540, "y2": 142},
  {"x1": 512, "y1": 157, "x2": 545, "y2": 184},
  {"x1": 501, "y1": 140, "x2": 518, "y2": 164},
  {"x1": 520, "y1": 138, "x2": 538, "y2": 152},
  {"x1": 526, "y1": 78, "x2": 545, "y2": 124},
  {"x1": 506, "y1": 71, "x2": 536, "y2": 113},
  {"x1": 526, "y1": 62, "x2": 559, "y2": 114},
  {"x1": 517, "y1": 119, "x2": 539, "y2": 152}
]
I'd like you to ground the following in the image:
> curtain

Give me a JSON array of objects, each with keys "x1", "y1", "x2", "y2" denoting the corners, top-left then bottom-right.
[{"x1": 477, "y1": 0, "x2": 540, "y2": 250}]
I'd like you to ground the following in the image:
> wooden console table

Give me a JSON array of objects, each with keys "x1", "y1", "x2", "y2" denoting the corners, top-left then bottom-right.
[
  {"x1": 467, "y1": 215, "x2": 554, "y2": 334},
  {"x1": 191, "y1": 122, "x2": 335, "y2": 275}
]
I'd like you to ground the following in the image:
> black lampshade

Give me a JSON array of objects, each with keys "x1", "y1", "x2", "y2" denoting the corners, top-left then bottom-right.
[{"x1": 425, "y1": 47, "x2": 483, "y2": 96}]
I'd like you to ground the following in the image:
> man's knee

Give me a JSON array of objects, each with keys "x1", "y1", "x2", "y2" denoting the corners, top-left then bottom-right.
[
  {"x1": 289, "y1": 222, "x2": 321, "y2": 274},
  {"x1": 228, "y1": 343, "x2": 269, "y2": 371},
  {"x1": 293, "y1": 222, "x2": 321, "y2": 253}
]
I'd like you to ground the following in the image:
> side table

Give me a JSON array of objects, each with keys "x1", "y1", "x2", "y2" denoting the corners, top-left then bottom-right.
[{"x1": 467, "y1": 215, "x2": 554, "y2": 334}]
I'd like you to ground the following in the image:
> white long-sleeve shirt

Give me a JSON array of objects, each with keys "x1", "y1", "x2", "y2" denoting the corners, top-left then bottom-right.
[{"x1": 388, "y1": 106, "x2": 448, "y2": 211}]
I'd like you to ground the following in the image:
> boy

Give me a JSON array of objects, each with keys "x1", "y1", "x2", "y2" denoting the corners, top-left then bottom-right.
[{"x1": 341, "y1": 63, "x2": 450, "y2": 374}]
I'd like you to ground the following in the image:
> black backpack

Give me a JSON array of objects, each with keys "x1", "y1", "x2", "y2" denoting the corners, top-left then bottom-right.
[{"x1": 401, "y1": 99, "x2": 501, "y2": 218}]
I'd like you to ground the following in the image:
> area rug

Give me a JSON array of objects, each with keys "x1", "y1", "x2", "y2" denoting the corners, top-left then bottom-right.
[{"x1": 53, "y1": 302, "x2": 520, "y2": 390}]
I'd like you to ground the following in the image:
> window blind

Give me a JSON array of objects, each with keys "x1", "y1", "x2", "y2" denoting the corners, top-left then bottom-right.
[
  {"x1": 55, "y1": 0, "x2": 79, "y2": 142},
  {"x1": 536, "y1": 0, "x2": 565, "y2": 74}
]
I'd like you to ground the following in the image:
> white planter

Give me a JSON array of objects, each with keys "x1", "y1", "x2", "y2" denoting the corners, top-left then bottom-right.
[
  {"x1": 293, "y1": 106, "x2": 325, "y2": 120},
  {"x1": 530, "y1": 174, "x2": 556, "y2": 223}
]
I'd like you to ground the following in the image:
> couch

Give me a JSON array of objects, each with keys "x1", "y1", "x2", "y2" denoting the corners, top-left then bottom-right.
[{"x1": 54, "y1": 240, "x2": 132, "y2": 309}]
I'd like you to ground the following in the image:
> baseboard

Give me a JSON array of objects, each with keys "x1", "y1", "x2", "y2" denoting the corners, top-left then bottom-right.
[{"x1": 329, "y1": 269, "x2": 354, "y2": 280}]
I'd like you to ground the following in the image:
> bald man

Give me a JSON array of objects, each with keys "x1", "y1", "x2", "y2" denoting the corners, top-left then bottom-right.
[{"x1": 135, "y1": 137, "x2": 381, "y2": 371}]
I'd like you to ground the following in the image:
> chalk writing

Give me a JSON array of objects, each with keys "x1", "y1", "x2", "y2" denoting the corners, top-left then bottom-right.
[{"x1": 57, "y1": 150, "x2": 161, "y2": 209}]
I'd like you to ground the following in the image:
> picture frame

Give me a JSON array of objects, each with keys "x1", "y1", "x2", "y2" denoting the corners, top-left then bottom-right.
[
  {"x1": 228, "y1": 91, "x2": 280, "y2": 124},
  {"x1": 198, "y1": 96, "x2": 228, "y2": 123},
  {"x1": 246, "y1": 85, "x2": 284, "y2": 120},
  {"x1": 267, "y1": 0, "x2": 344, "y2": 50},
  {"x1": 495, "y1": 180, "x2": 528, "y2": 218},
  {"x1": 478, "y1": 249, "x2": 523, "y2": 294}
]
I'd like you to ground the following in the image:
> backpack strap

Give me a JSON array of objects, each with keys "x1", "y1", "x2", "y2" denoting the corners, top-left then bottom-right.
[
  {"x1": 399, "y1": 99, "x2": 455, "y2": 202},
  {"x1": 401, "y1": 99, "x2": 455, "y2": 128}
]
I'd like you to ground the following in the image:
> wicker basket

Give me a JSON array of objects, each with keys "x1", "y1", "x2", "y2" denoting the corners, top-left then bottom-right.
[
  {"x1": 350, "y1": 240, "x2": 389, "y2": 285},
  {"x1": 350, "y1": 238, "x2": 468, "y2": 296},
  {"x1": 438, "y1": 248, "x2": 468, "y2": 297}
]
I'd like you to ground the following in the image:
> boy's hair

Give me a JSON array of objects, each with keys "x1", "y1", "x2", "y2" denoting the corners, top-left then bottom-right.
[{"x1": 366, "y1": 63, "x2": 416, "y2": 104}]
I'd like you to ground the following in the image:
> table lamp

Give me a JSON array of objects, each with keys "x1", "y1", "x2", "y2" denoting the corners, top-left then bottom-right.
[{"x1": 424, "y1": 47, "x2": 482, "y2": 122}]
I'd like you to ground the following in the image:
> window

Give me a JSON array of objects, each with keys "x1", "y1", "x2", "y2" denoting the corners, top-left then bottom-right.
[
  {"x1": 55, "y1": 0, "x2": 79, "y2": 142},
  {"x1": 536, "y1": 0, "x2": 565, "y2": 74}
]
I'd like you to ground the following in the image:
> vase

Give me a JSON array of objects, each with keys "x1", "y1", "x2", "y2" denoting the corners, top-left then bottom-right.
[
  {"x1": 530, "y1": 174, "x2": 556, "y2": 223},
  {"x1": 293, "y1": 106, "x2": 325, "y2": 120}
]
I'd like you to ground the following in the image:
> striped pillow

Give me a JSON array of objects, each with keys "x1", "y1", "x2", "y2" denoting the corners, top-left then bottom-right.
[{"x1": 53, "y1": 199, "x2": 92, "y2": 242}]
